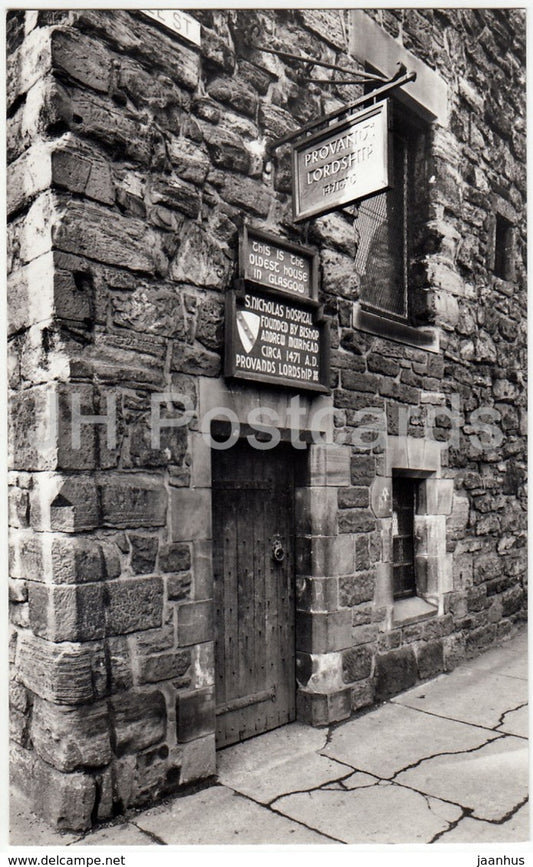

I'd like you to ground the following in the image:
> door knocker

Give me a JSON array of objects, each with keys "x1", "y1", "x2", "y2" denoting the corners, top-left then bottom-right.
[{"x1": 272, "y1": 535, "x2": 285, "y2": 563}]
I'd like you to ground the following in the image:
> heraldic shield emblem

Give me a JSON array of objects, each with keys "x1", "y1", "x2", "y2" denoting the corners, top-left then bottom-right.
[{"x1": 236, "y1": 310, "x2": 260, "y2": 353}]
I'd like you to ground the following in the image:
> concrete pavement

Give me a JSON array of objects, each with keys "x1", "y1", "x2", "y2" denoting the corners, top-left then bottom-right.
[{"x1": 10, "y1": 628, "x2": 529, "y2": 845}]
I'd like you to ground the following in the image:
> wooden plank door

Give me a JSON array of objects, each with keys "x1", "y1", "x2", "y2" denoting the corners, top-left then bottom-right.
[{"x1": 212, "y1": 439, "x2": 296, "y2": 748}]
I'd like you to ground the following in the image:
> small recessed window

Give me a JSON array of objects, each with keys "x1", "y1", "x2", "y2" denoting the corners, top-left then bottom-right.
[
  {"x1": 494, "y1": 213, "x2": 514, "y2": 281},
  {"x1": 392, "y1": 475, "x2": 418, "y2": 600}
]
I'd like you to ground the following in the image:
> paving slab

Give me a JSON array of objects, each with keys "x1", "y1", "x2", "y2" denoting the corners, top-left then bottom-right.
[
  {"x1": 439, "y1": 803, "x2": 530, "y2": 843},
  {"x1": 72, "y1": 822, "x2": 155, "y2": 846},
  {"x1": 396, "y1": 734, "x2": 528, "y2": 822},
  {"x1": 10, "y1": 791, "x2": 82, "y2": 846},
  {"x1": 217, "y1": 722, "x2": 348, "y2": 803},
  {"x1": 394, "y1": 668, "x2": 527, "y2": 730},
  {"x1": 323, "y1": 702, "x2": 499, "y2": 779},
  {"x1": 460, "y1": 637, "x2": 528, "y2": 681},
  {"x1": 274, "y1": 781, "x2": 461, "y2": 844},
  {"x1": 497, "y1": 704, "x2": 529, "y2": 738},
  {"x1": 134, "y1": 783, "x2": 333, "y2": 844}
]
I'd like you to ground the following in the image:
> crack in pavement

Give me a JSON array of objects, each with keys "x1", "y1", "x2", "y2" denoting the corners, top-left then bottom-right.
[
  {"x1": 388, "y1": 732, "x2": 507, "y2": 781},
  {"x1": 129, "y1": 821, "x2": 167, "y2": 845},
  {"x1": 428, "y1": 805, "x2": 473, "y2": 843},
  {"x1": 391, "y1": 701, "x2": 528, "y2": 740},
  {"x1": 494, "y1": 702, "x2": 528, "y2": 731}
]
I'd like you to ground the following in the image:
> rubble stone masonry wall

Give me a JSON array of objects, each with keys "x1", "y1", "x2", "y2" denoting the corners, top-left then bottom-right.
[{"x1": 7, "y1": 9, "x2": 526, "y2": 830}]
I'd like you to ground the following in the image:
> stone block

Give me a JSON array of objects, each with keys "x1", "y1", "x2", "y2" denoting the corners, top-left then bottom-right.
[
  {"x1": 177, "y1": 600, "x2": 214, "y2": 646},
  {"x1": 170, "y1": 489, "x2": 212, "y2": 541},
  {"x1": 129, "y1": 534, "x2": 158, "y2": 574},
  {"x1": 169, "y1": 223, "x2": 231, "y2": 289},
  {"x1": 180, "y1": 733, "x2": 216, "y2": 785},
  {"x1": 49, "y1": 536, "x2": 106, "y2": 584},
  {"x1": 31, "y1": 697, "x2": 111, "y2": 771},
  {"x1": 50, "y1": 28, "x2": 111, "y2": 92},
  {"x1": 30, "y1": 473, "x2": 99, "y2": 532},
  {"x1": 350, "y1": 679, "x2": 374, "y2": 712},
  {"x1": 159, "y1": 542, "x2": 191, "y2": 573},
  {"x1": 419, "y1": 478, "x2": 454, "y2": 515},
  {"x1": 307, "y1": 444, "x2": 351, "y2": 486},
  {"x1": 339, "y1": 572, "x2": 375, "y2": 606},
  {"x1": 374, "y1": 646, "x2": 418, "y2": 701},
  {"x1": 17, "y1": 633, "x2": 107, "y2": 704},
  {"x1": 108, "y1": 636, "x2": 133, "y2": 692},
  {"x1": 337, "y1": 509, "x2": 376, "y2": 534},
  {"x1": 442, "y1": 633, "x2": 466, "y2": 671},
  {"x1": 138, "y1": 650, "x2": 191, "y2": 684},
  {"x1": 105, "y1": 576, "x2": 164, "y2": 635},
  {"x1": 55, "y1": 199, "x2": 168, "y2": 275},
  {"x1": 7, "y1": 25, "x2": 53, "y2": 109},
  {"x1": 176, "y1": 687, "x2": 215, "y2": 743},
  {"x1": 192, "y1": 540, "x2": 213, "y2": 600},
  {"x1": 295, "y1": 487, "x2": 337, "y2": 535},
  {"x1": 32, "y1": 754, "x2": 96, "y2": 831},
  {"x1": 296, "y1": 575, "x2": 339, "y2": 613},
  {"x1": 190, "y1": 432, "x2": 212, "y2": 488},
  {"x1": 465, "y1": 624, "x2": 496, "y2": 653},
  {"x1": 296, "y1": 686, "x2": 351, "y2": 726},
  {"x1": 296, "y1": 610, "x2": 352, "y2": 654},
  {"x1": 167, "y1": 572, "x2": 192, "y2": 601},
  {"x1": 9, "y1": 383, "x2": 98, "y2": 472},
  {"x1": 111, "y1": 690, "x2": 167, "y2": 756},
  {"x1": 416, "y1": 640, "x2": 444, "y2": 679},
  {"x1": 296, "y1": 534, "x2": 354, "y2": 577},
  {"x1": 9, "y1": 531, "x2": 43, "y2": 580},
  {"x1": 100, "y1": 475, "x2": 167, "y2": 529},
  {"x1": 28, "y1": 582, "x2": 105, "y2": 641},
  {"x1": 371, "y1": 477, "x2": 393, "y2": 517},
  {"x1": 350, "y1": 455, "x2": 375, "y2": 486},
  {"x1": 342, "y1": 645, "x2": 373, "y2": 683}
]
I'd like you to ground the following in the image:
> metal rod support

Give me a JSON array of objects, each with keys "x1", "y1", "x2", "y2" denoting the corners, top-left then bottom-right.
[
  {"x1": 268, "y1": 70, "x2": 417, "y2": 153},
  {"x1": 251, "y1": 43, "x2": 387, "y2": 82}
]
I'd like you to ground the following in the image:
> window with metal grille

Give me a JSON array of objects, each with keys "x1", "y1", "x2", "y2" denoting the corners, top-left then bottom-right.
[
  {"x1": 392, "y1": 475, "x2": 418, "y2": 600},
  {"x1": 357, "y1": 129, "x2": 409, "y2": 321},
  {"x1": 355, "y1": 98, "x2": 428, "y2": 325}
]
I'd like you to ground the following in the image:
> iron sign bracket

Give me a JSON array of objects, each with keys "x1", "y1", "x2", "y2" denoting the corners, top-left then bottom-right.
[{"x1": 267, "y1": 67, "x2": 416, "y2": 155}]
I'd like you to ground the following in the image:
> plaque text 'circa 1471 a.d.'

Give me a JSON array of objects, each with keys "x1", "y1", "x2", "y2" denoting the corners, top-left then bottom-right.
[{"x1": 292, "y1": 100, "x2": 391, "y2": 222}]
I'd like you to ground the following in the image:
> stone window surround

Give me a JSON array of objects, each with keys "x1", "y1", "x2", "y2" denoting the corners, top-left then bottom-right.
[
  {"x1": 371, "y1": 435, "x2": 454, "y2": 630},
  {"x1": 349, "y1": 10, "x2": 449, "y2": 354}
]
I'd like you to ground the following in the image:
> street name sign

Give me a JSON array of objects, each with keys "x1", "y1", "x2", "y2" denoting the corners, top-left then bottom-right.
[
  {"x1": 140, "y1": 10, "x2": 201, "y2": 47},
  {"x1": 292, "y1": 99, "x2": 390, "y2": 222}
]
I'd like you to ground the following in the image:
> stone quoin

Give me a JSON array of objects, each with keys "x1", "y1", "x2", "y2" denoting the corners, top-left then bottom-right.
[{"x1": 7, "y1": 8, "x2": 526, "y2": 832}]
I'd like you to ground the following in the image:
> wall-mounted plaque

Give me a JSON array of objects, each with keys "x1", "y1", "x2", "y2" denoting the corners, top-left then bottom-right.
[
  {"x1": 239, "y1": 225, "x2": 318, "y2": 300},
  {"x1": 292, "y1": 99, "x2": 391, "y2": 222},
  {"x1": 225, "y1": 289, "x2": 330, "y2": 393}
]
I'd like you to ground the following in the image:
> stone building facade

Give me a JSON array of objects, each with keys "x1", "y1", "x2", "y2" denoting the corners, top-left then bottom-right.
[{"x1": 7, "y1": 8, "x2": 526, "y2": 831}]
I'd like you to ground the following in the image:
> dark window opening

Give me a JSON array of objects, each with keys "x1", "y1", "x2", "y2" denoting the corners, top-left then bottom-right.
[
  {"x1": 494, "y1": 213, "x2": 514, "y2": 281},
  {"x1": 392, "y1": 475, "x2": 418, "y2": 600}
]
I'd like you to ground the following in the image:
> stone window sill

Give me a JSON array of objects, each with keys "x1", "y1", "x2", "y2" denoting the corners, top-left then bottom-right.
[
  {"x1": 353, "y1": 303, "x2": 440, "y2": 353},
  {"x1": 392, "y1": 596, "x2": 438, "y2": 627}
]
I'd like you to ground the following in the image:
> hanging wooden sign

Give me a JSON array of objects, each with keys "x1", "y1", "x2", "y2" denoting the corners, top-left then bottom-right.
[{"x1": 292, "y1": 99, "x2": 391, "y2": 222}]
